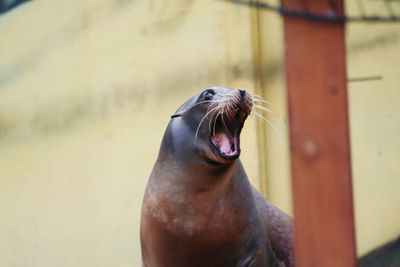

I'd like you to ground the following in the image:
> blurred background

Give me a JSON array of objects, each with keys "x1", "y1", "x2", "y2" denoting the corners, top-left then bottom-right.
[{"x1": 0, "y1": 0, "x2": 399, "y2": 266}]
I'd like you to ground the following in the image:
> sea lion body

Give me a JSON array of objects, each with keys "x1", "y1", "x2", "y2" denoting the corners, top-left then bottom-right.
[{"x1": 140, "y1": 88, "x2": 293, "y2": 267}]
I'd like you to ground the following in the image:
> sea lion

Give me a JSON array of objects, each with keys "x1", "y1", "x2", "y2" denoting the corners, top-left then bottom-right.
[{"x1": 140, "y1": 87, "x2": 294, "y2": 267}]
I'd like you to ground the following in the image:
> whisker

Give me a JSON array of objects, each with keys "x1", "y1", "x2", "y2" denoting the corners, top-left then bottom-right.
[
  {"x1": 252, "y1": 99, "x2": 272, "y2": 106},
  {"x1": 253, "y1": 104, "x2": 273, "y2": 114},
  {"x1": 209, "y1": 106, "x2": 222, "y2": 133},
  {"x1": 226, "y1": 102, "x2": 233, "y2": 120},
  {"x1": 216, "y1": 91, "x2": 237, "y2": 120},
  {"x1": 213, "y1": 110, "x2": 223, "y2": 136},
  {"x1": 215, "y1": 91, "x2": 236, "y2": 102},
  {"x1": 253, "y1": 111, "x2": 283, "y2": 143},
  {"x1": 227, "y1": 95, "x2": 237, "y2": 119},
  {"x1": 233, "y1": 94, "x2": 240, "y2": 104},
  {"x1": 193, "y1": 105, "x2": 221, "y2": 147},
  {"x1": 221, "y1": 111, "x2": 233, "y2": 138},
  {"x1": 252, "y1": 94, "x2": 265, "y2": 99},
  {"x1": 251, "y1": 94, "x2": 273, "y2": 106}
]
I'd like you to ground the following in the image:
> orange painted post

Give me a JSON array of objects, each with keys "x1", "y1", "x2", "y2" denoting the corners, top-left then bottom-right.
[{"x1": 282, "y1": 1, "x2": 357, "y2": 267}]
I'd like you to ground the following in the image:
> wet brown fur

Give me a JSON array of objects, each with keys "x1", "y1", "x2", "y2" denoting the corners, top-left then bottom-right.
[{"x1": 140, "y1": 87, "x2": 293, "y2": 267}]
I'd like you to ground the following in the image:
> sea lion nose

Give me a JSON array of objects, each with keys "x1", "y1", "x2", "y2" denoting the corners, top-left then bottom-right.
[{"x1": 239, "y1": 89, "x2": 246, "y2": 97}]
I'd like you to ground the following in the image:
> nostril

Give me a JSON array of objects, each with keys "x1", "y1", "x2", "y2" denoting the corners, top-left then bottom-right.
[{"x1": 239, "y1": 89, "x2": 246, "y2": 97}]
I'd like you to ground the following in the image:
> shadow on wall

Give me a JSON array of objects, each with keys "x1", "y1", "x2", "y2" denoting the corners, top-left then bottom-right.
[
  {"x1": 0, "y1": 0, "x2": 30, "y2": 15},
  {"x1": 359, "y1": 237, "x2": 400, "y2": 267}
]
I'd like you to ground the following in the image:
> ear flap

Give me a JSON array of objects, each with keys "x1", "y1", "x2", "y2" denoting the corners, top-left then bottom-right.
[{"x1": 170, "y1": 113, "x2": 182, "y2": 119}]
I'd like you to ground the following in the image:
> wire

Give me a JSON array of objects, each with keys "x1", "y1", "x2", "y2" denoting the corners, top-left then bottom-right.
[{"x1": 225, "y1": 0, "x2": 400, "y2": 23}]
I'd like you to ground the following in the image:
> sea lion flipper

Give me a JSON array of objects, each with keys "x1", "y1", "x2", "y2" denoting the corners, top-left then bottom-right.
[{"x1": 252, "y1": 187, "x2": 295, "y2": 267}]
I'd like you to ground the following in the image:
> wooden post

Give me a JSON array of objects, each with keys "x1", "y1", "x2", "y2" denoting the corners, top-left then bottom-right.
[{"x1": 282, "y1": 1, "x2": 357, "y2": 267}]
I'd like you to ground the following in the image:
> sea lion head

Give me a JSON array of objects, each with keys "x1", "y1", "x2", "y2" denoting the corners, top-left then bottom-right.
[{"x1": 168, "y1": 87, "x2": 253, "y2": 166}]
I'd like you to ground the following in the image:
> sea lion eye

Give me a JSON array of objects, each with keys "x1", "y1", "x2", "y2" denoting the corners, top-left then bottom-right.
[{"x1": 203, "y1": 90, "x2": 215, "y2": 101}]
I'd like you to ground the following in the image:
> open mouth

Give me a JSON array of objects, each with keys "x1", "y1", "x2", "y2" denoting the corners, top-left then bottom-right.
[{"x1": 209, "y1": 115, "x2": 241, "y2": 160}]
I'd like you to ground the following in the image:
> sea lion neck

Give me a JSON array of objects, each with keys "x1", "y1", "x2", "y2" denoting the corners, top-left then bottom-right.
[{"x1": 153, "y1": 152, "x2": 239, "y2": 194}]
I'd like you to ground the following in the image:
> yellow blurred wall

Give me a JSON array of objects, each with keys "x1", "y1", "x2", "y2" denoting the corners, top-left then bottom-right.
[
  {"x1": 346, "y1": 1, "x2": 400, "y2": 256},
  {"x1": 0, "y1": 1, "x2": 399, "y2": 266}
]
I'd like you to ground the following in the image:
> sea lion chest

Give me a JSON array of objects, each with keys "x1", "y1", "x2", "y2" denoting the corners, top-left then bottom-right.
[{"x1": 141, "y1": 169, "x2": 265, "y2": 267}]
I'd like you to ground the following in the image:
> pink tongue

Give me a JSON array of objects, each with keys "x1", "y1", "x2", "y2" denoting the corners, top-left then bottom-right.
[{"x1": 213, "y1": 132, "x2": 235, "y2": 155}]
